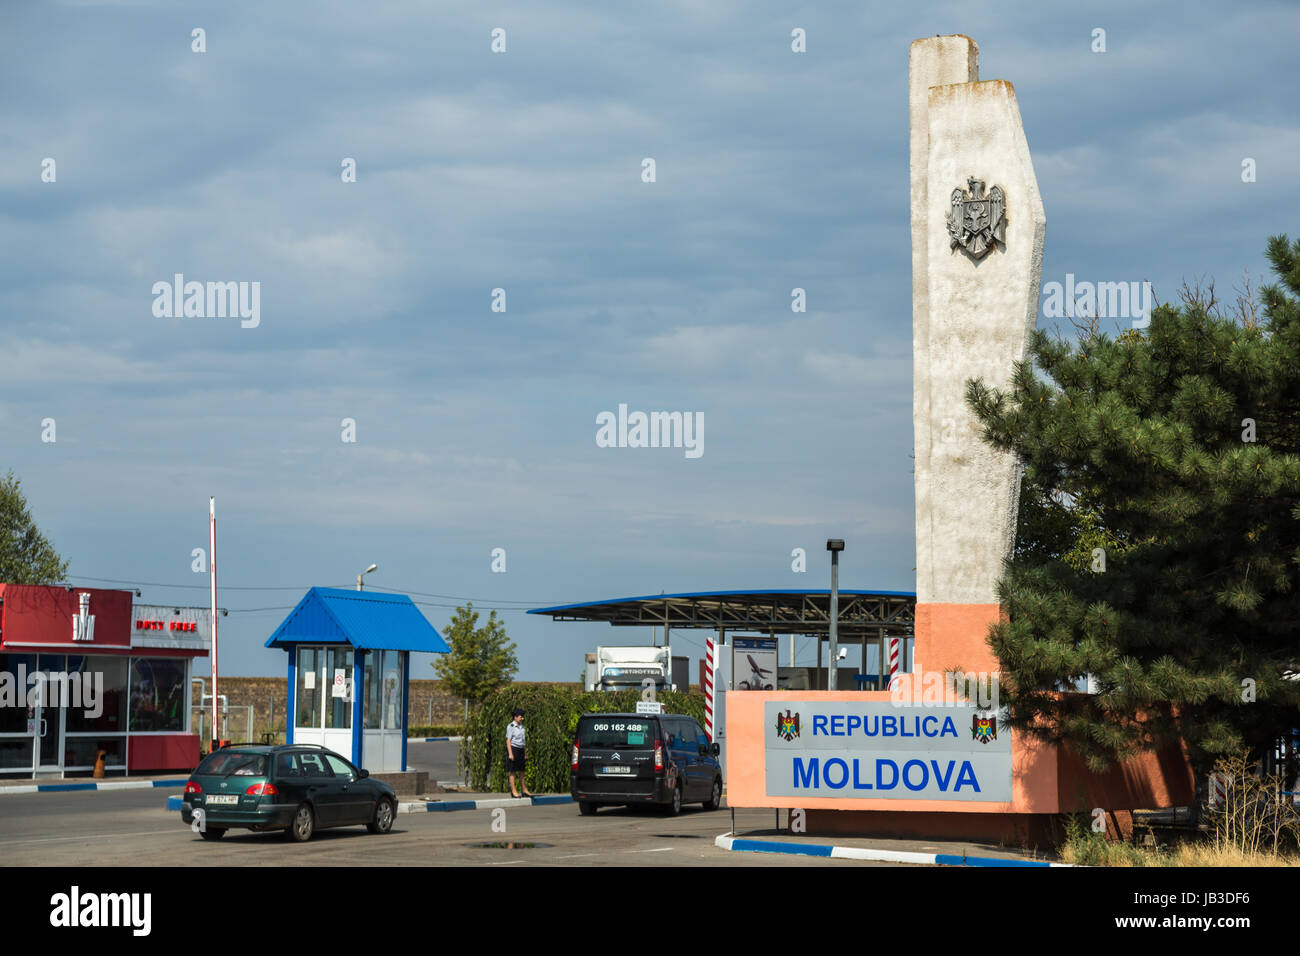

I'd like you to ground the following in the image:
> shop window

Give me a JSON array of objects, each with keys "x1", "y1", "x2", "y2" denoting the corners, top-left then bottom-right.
[
  {"x1": 63, "y1": 736, "x2": 125, "y2": 769},
  {"x1": 65, "y1": 656, "x2": 128, "y2": 734},
  {"x1": 0, "y1": 739, "x2": 34, "y2": 772},
  {"x1": 0, "y1": 654, "x2": 36, "y2": 734},
  {"x1": 129, "y1": 659, "x2": 187, "y2": 732}
]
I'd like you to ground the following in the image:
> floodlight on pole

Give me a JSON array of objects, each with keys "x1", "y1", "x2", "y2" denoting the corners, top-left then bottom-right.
[{"x1": 357, "y1": 564, "x2": 378, "y2": 591}]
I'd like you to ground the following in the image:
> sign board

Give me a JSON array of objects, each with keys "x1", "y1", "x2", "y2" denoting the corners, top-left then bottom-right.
[
  {"x1": 332, "y1": 669, "x2": 347, "y2": 698},
  {"x1": 764, "y1": 701, "x2": 1011, "y2": 802},
  {"x1": 303, "y1": 670, "x2": 315, "y2": 690},
  {"x1": 635, "y1": 700, "x2": 664, "y2": 715},
  {"x1": 732, "y1": 637, "x2": 778, "y2": 691},
  {"x1": 131, "y1": 604, "x2": 212, "y2": 651}
]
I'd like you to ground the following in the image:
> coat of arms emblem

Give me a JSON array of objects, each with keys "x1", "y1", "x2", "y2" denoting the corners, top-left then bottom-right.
[
  {"x1": 947, "y1": 177, "x2": 1006, "y2": 259},
  {"x1": 971, "y1": 712, "x2": 998, "y2": 744},
  {"x1": 775, "y1": 709, "x2": 800, "y2": 742}
]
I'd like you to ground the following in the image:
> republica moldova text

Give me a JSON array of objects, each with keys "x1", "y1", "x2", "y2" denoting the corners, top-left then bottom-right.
[
  {"x1": 791, "y1": 756, "x2": 981, "y2": 793},
  {"x1": 811, "y1": 713, "x2": 960, "y2": 737}
]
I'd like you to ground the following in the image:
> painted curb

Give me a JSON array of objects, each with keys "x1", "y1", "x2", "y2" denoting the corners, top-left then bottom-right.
[
  {"x1": 714, "y1": 833, "x2": 1071, "y2": 867},
  {"x1": 407, "y1": 736, "x2": 466, "y2": 743},
  {"x1": 399, "y1": 795, "x2": 574, "y2": 813},
  {"x1": 0, "y1": 778, "x2": 189, "y2": 797}
]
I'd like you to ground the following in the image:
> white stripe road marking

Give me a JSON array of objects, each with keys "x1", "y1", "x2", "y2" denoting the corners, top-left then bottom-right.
[
  {"x1": 628, "y1": 847, "x2": 675, "y2": 853},
  {"x1": 0, "y1": 828, "x2": 179, "y2": 847},
  {"x1": 554, "y1": 853, "x2": 598, "y2": 859}
]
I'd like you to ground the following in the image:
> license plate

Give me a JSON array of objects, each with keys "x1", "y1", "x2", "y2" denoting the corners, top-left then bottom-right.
[
  {"x1": 600, "y1": 766, "x2": 634, "y2": 775},
  {"x1": 206, "y1": 794, "x2": 239, "y2": 805}
]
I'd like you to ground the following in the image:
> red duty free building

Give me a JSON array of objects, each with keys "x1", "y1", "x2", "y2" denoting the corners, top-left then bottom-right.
[{"x1": 0, "y1": 584, "x2": 210, "y2": 778}]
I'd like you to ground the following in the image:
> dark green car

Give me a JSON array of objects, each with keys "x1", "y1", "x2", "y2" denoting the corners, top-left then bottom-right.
[{"x1": 180, "y1": 744, "x2": 398, "y2": 842}]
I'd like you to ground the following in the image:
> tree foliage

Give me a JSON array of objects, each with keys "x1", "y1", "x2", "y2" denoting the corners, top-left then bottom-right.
[
  {"x1": 431, "y1": 602, "x2": 518, "y2": 706},
  {"x1": 0, "y1": 470, "x2": 69, "y2": 585},
  {"x1": 967, "y1": 235, "x2": 1300, "y2": 775}
]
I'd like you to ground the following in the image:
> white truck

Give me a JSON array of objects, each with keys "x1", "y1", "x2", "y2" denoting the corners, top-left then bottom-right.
[{"x1": 584, "y1": 645, "x2": 674, "y2": 693}]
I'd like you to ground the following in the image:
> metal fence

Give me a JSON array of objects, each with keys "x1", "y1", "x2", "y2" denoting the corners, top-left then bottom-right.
[{"x1": 191, "y1": 706, "x2": 255, "y2": 744}]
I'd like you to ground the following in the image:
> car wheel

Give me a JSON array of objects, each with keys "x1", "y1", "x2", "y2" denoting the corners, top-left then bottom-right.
[
  {"x1": 199, "y1": 827, "x2": 226, "y2": 841},
  {"x1": 366, "y1": 797, "x2": 395, "y2": 834},
  {"x1": 578, "y1": 801, "x2": 597, "y2": 816},
  {"x1": 703, "y1": 777, "x2": 723, "y2": 811},
  {"x1": 288, "y1": 803, "x2": 315, "y2": 842},
  {"x1": 663, "y1": 780, "x2": 682, "y2": 816}
]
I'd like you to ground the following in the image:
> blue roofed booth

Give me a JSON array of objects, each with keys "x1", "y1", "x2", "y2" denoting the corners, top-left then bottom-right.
[{"x1": 265, "y1": 588, "x2": 449, "y2": 773}]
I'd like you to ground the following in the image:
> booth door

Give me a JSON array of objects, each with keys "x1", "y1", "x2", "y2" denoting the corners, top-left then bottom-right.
[{"x1": 295, "y1": 646, "x2": 355, "y2": 760}]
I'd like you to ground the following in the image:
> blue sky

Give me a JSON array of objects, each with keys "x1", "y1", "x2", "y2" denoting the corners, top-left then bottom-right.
[{"x1": 3, "y1": 1, "x2": 1297, "y2": 680}]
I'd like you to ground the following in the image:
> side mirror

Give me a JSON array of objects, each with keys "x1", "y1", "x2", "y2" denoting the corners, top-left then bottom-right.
[
  {"x1": 711, "y1": 743, "x2": 720, "y2": 756},
  {"x1": 358, "y1": 769, "x2": 369, "y2": 778}
]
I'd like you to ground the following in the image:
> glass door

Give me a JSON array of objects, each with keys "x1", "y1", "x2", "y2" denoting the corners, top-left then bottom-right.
[{"x1": 34, "y1": 655, "x2": 66, "y2": 776}]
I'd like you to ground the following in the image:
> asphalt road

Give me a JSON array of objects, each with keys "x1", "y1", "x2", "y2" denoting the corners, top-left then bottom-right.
[
  {"x1": 0, "y1": 788, "x2": 894, "y2": 866},
  {"x1": 405, "y1": 739, "x2": 465, "y2": 785}
]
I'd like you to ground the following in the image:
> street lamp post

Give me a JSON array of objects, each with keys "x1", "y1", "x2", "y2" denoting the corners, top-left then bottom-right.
[
  {"x1": 826, "y1": 539, "x2": 844, "y2": 691},
  {"x1": 357, "y1": 563, "x2": 378, "y2": 591}
]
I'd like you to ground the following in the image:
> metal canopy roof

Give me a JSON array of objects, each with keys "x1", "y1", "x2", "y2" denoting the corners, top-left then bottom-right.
[
  {"x1": 265, "y1": 587, "x2": 450, "y2": 653},
  {"x1": 528, "y1": 589, "x2": 915, "y2": 638}
]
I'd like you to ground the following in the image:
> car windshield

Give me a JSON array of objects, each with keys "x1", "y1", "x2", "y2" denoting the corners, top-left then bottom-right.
[
  {"x1": 194, "y1": 752, "x2": 268, "y2": 777},
  {"x1": 577, "y1": 718, "x2": 657, "y2": 748}
]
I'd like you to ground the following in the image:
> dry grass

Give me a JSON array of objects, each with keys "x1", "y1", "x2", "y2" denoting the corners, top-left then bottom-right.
[{"x1": 1060, "y1": 751, "x2": 1300, "y2": 867}]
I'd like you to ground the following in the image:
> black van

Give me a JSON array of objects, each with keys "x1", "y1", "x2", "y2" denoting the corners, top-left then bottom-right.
[{"x1": 571, "y1": 712, "x2": 723, "y2": 815}]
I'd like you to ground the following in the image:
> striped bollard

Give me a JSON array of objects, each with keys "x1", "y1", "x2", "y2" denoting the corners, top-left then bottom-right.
[
  {"x1": 888, "y1": 637, "x2": 900, "y2": 690},
  {"x1": 1207, "y1": 772, "x2": 1230, "y2": 809},
  {"x1": 703, "y1": 638, "x2": 714, "y2": 741}
]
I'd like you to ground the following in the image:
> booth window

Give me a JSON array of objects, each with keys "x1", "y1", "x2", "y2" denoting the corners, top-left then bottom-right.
[
  {"x1": 324, "y1": 646, "x2": 351, "y2": 730},
  {"x1": 296, "y1": 647, "x2": 322, "y2": 728},
  {"x1": 363, "y1": 651, "x2": 381, "y2": 729},
  {"x1": 382, "y1": 650, "x2": 402, "y2": 729},
  {"x1": 362, "y1": 649, "x2": 403, "y2": 730},
  {"x1": 129, "y1": 658, "x2": 187, "y2": 732}
]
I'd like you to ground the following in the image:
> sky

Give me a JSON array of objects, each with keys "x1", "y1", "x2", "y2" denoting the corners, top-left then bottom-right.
[{"x1": 2, "y1": 0, "x2": 1297, "y2": 680}]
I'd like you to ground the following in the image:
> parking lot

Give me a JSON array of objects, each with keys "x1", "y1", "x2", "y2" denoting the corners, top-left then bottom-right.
[{"x1": 0, "y1": 786, "x2": 901, "y2": 866}]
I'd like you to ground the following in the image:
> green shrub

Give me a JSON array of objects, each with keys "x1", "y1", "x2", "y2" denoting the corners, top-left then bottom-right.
[
  {"x1": 463, "y1": 686, "x2": 707, "y2": 792},
  {"x1": 408, "y1": 725, "x2": 468, "y2": 738}
]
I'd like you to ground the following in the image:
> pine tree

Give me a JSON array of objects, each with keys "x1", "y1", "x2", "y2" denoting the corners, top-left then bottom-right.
[
  {"x1": 0, "y1": 470, "x2": 69, "y2": 585},
  {"x1": 967, "y1": 235, "x2": 1300, "y2": 775},
  {"x1": 432, "y1": 602, "x2": 519, "y2": 707}
]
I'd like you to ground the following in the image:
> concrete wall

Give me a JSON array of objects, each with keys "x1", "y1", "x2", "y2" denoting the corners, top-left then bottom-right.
[
  {"x1": 909, "y1": 35, "x2": 980, "y2": 615},
  {"x1": 911, "y1": 36, "x2": 1045, "y2": 618}
]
